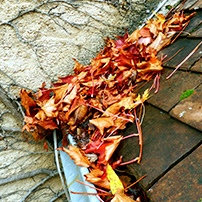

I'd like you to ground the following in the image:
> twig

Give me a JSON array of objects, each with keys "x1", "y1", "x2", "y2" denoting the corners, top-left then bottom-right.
[
  {"x1": 48, "y1": 190, "x2": 65, "y2": 202},
  {"x1": 124, "y1": 175, "x2": 146, "y2": 191},
  {"x1": 0, "y1": 169, "x2": 58, "y2": 186},
  {"x1": 19, "y1": 170, "x2": 58, "y2": 202},
  {"x1": 0, "y1": 151, "x2": 53, "y2": 169},
  {"x1": 0, "y1": 86, "x2": 24, "y2": 125},
  {"x1": 162, "y1": 47, "x2": 184, "y2": 64},
  {"x1": 171, "y1": 20, "x2": 190, "y2": 44}
]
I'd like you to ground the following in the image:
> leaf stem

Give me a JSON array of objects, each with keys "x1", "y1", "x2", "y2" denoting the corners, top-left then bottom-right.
[
  {"x1": 124, "y1": 175, "x2": 146, "y2": 191},
  {"x1": 70, "y1": 191, "x2": 112, "y2": 196},
  {"x1": 76, "y1": 180, "x2": 109, "y2": 193},
  {"x1": 166, "y1": 41, "x2": 202, "y2": 79}
]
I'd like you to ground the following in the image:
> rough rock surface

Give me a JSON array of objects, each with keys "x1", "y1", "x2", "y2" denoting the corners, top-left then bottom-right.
[{"x1": 0, "y1": 0, "x2": 166, "y2": 201}]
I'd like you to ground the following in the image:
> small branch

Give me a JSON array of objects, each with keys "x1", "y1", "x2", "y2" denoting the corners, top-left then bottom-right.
[
  {"x1": 0, "y1": 169, "x2": 58, "y2": 186},
  {"x1": 0, "y1": 127, "x2": 21, "y2": 133},
  {"x1": 0, "y1": 151, "x2": 53, "y2": 169},
  {"x1": 0, "y1": 86, "x2": 24, "y2": 125},
  {"x1": 48, "y1": 190, "x2": 65, "y2": 202},
  {"x1": 19, "y1": 170, "x2": 59, "y2": 202}
]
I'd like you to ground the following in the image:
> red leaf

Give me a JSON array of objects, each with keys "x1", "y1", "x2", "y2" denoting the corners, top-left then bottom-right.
[
  {"x1": 37, "y1": 119, "x2": 58, "y2": 130},
  {"x1": 85, "y1": 168, "x2": 110, "y2": 190},
  {"x1": 43, "y1": 141, "x2": 49, "y2": 151}
]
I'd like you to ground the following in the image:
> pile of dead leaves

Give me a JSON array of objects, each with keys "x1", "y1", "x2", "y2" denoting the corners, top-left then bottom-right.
[{"x1": 20, "y1": 11, "x2": 194, "y2": 201}]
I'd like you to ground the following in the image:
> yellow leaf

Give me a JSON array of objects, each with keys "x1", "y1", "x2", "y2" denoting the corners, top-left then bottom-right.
[{"x1": 106, "y1": 164, "x2": 124, "y2": 195}]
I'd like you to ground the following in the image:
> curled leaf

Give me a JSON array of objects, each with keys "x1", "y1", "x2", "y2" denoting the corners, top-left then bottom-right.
[
  {"x1": 89, "y1": 117, "x2": 114, "y2": 135},
  {"x1": 57, "y1": 145, "x2": 91, "y2": 167},
  {"x1": 111, "y1": 188, "x2": 137, "y2": 202},
  {"x1": 19, "y1": 89, "x2": 36, "y2": 116},
  {"x1": 85, "y1": 168, "x2": 110, "y2": 190}
]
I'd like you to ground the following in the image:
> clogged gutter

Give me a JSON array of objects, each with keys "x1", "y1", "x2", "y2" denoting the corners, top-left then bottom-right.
[{"x1": 20, "y1": 10, "x2": 195, "y2": 202}]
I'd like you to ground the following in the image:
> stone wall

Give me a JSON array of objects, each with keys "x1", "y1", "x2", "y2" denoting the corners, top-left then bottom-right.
[{"x1": 0, "y1": 1, "x2": 167, "y2": 201}]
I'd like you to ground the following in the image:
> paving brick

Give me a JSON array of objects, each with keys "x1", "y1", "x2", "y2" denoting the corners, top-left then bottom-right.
[
  {"x1": 169, "y1": 84, "x2": 202, "y2": 131},
  {"x1": 159, "y1": 38, "x2": 202, "y2": 70},
  {"x1": 148, "y1": 145, "x2": 202, "y2": 202},
  {"x1": 115, "y1": 104, "x2": 202, "y2": 190},
  {"x1": 181, "y1": 11, "x2": 202, "y2": 36},
  {"x1": 138, "y1": 68, "x2": 202, "y2": 112},
  {"x1": 190, "y1": 23, "x2": 202, "y2": 37},
  {"x1": 191, "y1": 57, "x2": 202, "y2": 73},
  {"x1": 181, "y1": 0, "x2": 198, "y2": 10},
  {"x1": 190, "y1": 0, "x2": 202, "y2": 10}
]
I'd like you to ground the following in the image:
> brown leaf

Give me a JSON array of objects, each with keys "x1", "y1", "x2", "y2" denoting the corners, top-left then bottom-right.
[
  {"x1": 63, "y1": 84, "x2": 78, "y2": 104},
  {"x1": 97, "y1": 135, "x2": 122, "y2": 165},
  {"x1": 20, "y1": 89, "x2": 36, "y2": 116},
  {"x1": 85, "y1": 168, "x2": 110, "y2": 190},
  {"x1": 74, "y1": 104, "x2": 88, "y2": 121},
  {"x1": 111, "y1": 188, "x2": 137, "y2": 202},
  {"x1": 104, "y1": 97, "x2": 134, "y2": 116},
  {"x1": 73, "y1": 58, "x2": 85, "y2": 74},
  {"x1": 41, "y1": 97, "x2": 58, "y2": 117},
  {"x1": 126, "y1": 29, "x2": 141, "y2": 43},
  {"x1": 57, "y1": 145, "x2": 91, "y2": 167},
  {"x1": 37, "y1": 119, "x2": 58, "y2": 130},
  {"x1": 89, "y1": 117, "x2": 114, "y2": 135}
]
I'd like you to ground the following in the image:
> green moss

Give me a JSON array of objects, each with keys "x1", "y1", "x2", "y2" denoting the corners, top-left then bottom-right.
[
  {"x1": 180, "y1": 89, "x2": 194, "y2": 101},
  {"x1": 165, "y1": 5, "x2": 172, "y2": 10}
]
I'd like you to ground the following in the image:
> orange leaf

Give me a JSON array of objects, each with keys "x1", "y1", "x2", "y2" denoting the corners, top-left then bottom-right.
[
  {"x1": 85, "y1": 168, "x2": 110, "y2": 190},
  {"x1": 57, "y1": 145, "x2": 91, "y2": 167},
  {"x1": 74, "y1": 104, "x2": 88, "y2": 121},
  {"x1": 97, "y1": 135, "x2": 122, "y2": 165},
  {"x1": 89, "y1": 117, "x2": 114, "y2": 135},
  {"x1": 41, "y1": 97, "x2": 58, "y2": 117},
  {"x1": 111, "y1": 188, "x2": 137, "y2": 202},
  {"x1": 63, "y1": 84, "x2": 78, "y2": 104},
  {"x1": 104, "y1": 97, "x2": 133, "y2": 116},
  {"x1": 52, "y1": 83, "x2": 70, "y2": 102},
  {"x1": 73, "y1": 58, "x2": 85, "y2": 74},
  {"x1": 85, "y1": 136, "x2": 123, "y2": 165},
  {"x1": 20, "y1": 89, "x2": 36, "y2": 116},
  {"x1": 126, "y1": 29, "x2": 141, "y2": 43}
]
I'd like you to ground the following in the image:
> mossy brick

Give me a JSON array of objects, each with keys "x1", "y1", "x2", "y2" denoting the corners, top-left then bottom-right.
[
  {"x1": 181, "y1": 0, "x2": 198, "y2": 10},
  {"x1": 190, "y1": 0, "x2": 202, "y2": 10},
  {"x1": 169, "y1": 83, "x2": 202, "y2": 131}
]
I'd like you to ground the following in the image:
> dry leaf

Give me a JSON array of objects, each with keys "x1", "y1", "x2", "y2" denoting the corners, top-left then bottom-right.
[
  {"x1": 111, "y1": 188, "x2": 137, "y2": 202},
  {"x1": 85, "y1": 168, "x2": 110, "y2": 190},
  {"x1": 57, "y1": 145, "x2": 91, "y2": 167}
]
